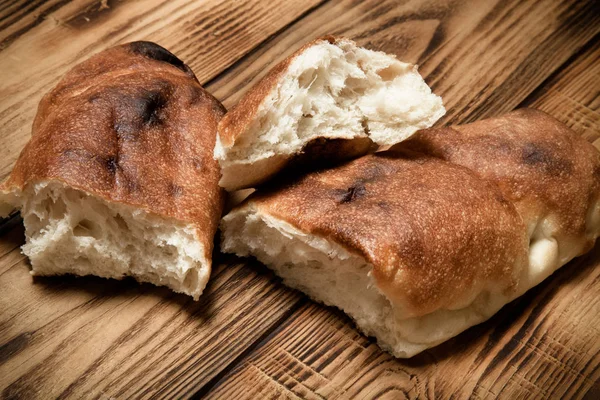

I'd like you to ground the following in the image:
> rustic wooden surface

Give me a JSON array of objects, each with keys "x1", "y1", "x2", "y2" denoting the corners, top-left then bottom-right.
[{"x1": 0, "y1": 0, "x2": 598, "y2": 399}]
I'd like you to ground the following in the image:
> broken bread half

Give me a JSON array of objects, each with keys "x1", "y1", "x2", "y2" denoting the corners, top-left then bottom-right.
[
  {"x1": 0, "y1": 41, "x2": 226, "y2": 300},
  {"x1": 214, "y1": 36, "x2": 445, "y2": 191},
  {"x1": 221, "y1": 110, "x2": 600, "y2": 357}
]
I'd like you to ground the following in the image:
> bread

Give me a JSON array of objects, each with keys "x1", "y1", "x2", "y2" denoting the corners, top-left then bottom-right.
[
  {"x1": 402, "y1": 108, "x2": 600, "y2": 287},
  {"x1": 214, "y1": 36, "x2": 445, "y2": 191},
  {"x1": 220, "y1": 109, "x2": 600, "y2": 357},
  {"x1": 0, "y1": 41, "x2": 225, "y2": 300}
]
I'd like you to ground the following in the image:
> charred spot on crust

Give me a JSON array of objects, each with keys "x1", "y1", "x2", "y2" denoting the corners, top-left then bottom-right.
[
  {"x1": 114, "y1": 88, "x2": 170, "y2": 140},
  {"x1": 62, "y1": 149, "x2": 120, "y2": 176},
  {"x1": 129, "y1": 41, "x2": 185, "y2": 70},
  {"x1": 136, "y1": 90, "x2": 167, "y2": 125},
  {"x1": 337, "y1": 184, "x2": 367, "y2": 204},
  {"x1": 128, "y1": 41, "x2": 195, "y2": 78},
  {"x1": 105, "y1": 156, "x2": 118, "y2": 174},
  {"x1": 521, "y1": 143, "x2": 573, "y2": 176}
]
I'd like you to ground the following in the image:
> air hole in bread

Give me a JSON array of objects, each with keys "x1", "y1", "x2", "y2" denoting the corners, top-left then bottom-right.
[
  {"x1": 114, "y1": 214, "x2": 129, "y2": 231},
  {"x1": 19, "y1": 181, "x2": 209, "y2": 299},
  {"x1": 41, "y1": 198, "x2": 52, "y2": 215},
  {"x1": 298, "y1": 69, "x2": 317, "y2": 88},
  {"x1": 74, "y1": 256, "x2": 93, "y2": 269},
  {"x1": 183, "y1": 268, "x2": 199, "y2": 290},
  {"x1": 214, "y1": 38, "x2": 445, "y2": 190},
  {"x1": 376, "y1": 65, "x2": 402, "y2": 81},
  {"x1": 73, "y1": 219, "x2": 100, "y2": 238},
  {"x1": 51, "y1": 197, "x2": 67, "y2": 220}
]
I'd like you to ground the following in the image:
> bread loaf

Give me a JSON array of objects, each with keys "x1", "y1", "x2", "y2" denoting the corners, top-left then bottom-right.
[
  {"x1": 0, "y1": 42, "x2": 225, "y2": 300},
  {"x1": 220, "y1": 109, "x2": 600, "y2": 357},
  {"x1": 214, "y1": 36, "x2": 445, "y2": 191}
]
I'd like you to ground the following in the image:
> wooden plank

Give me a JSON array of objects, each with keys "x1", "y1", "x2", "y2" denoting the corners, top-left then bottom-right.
[
  {"x1": 0, "y1": 251, "x2": 303, "y2": 399},
  {"x1": 0, "y1": 0, "x2": 327, "y2": 398},
  {"x1": 207, "y1": 0, "x2": 598, "y2": 122},
  {"x1": 0, "y1": 0, "x2": 326, "y2": 181},
  {"x1": 1, "y1": 0, "x2": 598, "y2": 398},
  {"x1": 523, "y1": 38, "x2": 600, "y2": 144},
  {"x1": 201, "y1": 0, "x2": 600, "y2": 398},
  {"x1": 204, "y1": 247, "x2": 600, "y2": 399}
]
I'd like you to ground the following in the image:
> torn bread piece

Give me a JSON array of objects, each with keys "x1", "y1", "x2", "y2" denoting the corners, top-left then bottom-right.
[
  {"x1": 401, "y1": 108, "x2": 600, "y2": 287},
  {"x1": 0, "y1": 42, "x2": 226, "y2": 300},
  {"x1": 221, "y1": 110, "x2": 600, "y2": 357},
  {"x1": 215, "y1": 36, "x2": 445, "y2": 191}
]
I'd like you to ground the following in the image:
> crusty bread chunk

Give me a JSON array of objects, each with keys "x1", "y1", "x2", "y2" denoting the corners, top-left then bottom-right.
[
  {"x1": 215, "y1": 36, "x2": 445, "y2": 191},
  {"x1": 402, "y1": 108, "x2": 600, "y2": 287},
  {"x1": 0, "y1": 42, "x2": 225, "y2": 300},
  {"x1": 221, "y1": 110, "x2": 600, "y2": 357}
]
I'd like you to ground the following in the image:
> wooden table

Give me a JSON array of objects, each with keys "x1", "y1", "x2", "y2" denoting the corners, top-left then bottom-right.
[{"x1": 1, "y1": 0, "x2": 599, "y2": 398}]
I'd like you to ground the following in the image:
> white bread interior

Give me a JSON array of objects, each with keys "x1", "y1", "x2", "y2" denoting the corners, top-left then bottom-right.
[
  {"x1": 215, "y1": 39, "x2": 445, "y2": 190},
  {"x1": 220, "y1": 202, "x2": 598, "y2": 358},
  {"x1": 1, "y1": 181, "x2": 210, "y2": 299}
]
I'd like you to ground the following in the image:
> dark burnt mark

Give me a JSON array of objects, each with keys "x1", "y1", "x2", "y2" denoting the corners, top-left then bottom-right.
[
  {"x1": 62, "y1": 149, "x2": 118, "y2": 174},
  {"x1": 0, "y1": 332, "x2": 32, "y2": 365},
  {"x1": 168, "y1": 183, "x2": 184, "y2": 197},
  {"x1": 114, "y1": 88, "x2": 170, "y2": 140},
  {"x1": 492, "y1": 190, "x2": 512, "y2": 207},
  {"x1": 521, "y1": 143, "x2": 573, "y2": 176},
  {"x1": 337, "y1": 184, "x2": 367, "y2": 204},
  {"x1": 128, "y1": 41, "x2": 195, "y2": 77},
  {"x1": 105, "y1": 156, "x2": 118, "y2": 175},
  {"x1": 137, "y1": 90, "x2": 167, "y2": 125},
  {"x1": 115, "y1": 171, "x2": 139, "y2": 194},
  {"x1": 88, "y1": 94, "x2": 101, "y2": 104}
]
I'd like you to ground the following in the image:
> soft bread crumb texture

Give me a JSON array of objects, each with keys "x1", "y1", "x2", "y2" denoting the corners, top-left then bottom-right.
[
  {"x1": 220, "y1": 109, "x2": 600, "y2": 358},
  {"x1": 0, "y1": 41, "x2": 225, "y2": 300},
  {"x1": 15, "y1": 181, "x2": 209, "y2": 299},
  {"x1": 221, "y1": 207, "x2": 512, "y2": 358},
  {"x1": 215, "y1": 37, "x2": 445, "y2": 190}
]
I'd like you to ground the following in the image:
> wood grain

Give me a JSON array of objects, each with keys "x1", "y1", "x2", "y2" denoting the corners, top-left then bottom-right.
[
  {"x1": 0, "y1": 254, "x2": 303, "y2": 399},
  {"x1": 208, "y1": 0, "x2": 599, "y2": 123},
  {"x1": 204, "y1": 246, "x2": 600, "y2": 399},
  {"x1": 0, "y1": 0, "x2": 599, "y2": 398},
  {"x1": 201, "y1": 0, "x2": 600, "y2": 398},
  {"x1": 0, "y1": 0, "x2": 325, "y2": 398},
  {"x1": 0, "y1": 0, "x2": 325, "y2": 181},
  {"x1": 523, "y1": 37, "x2": 600, "y2": 145}
]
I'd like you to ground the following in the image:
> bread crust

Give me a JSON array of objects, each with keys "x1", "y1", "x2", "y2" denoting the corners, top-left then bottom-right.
[
  {"x1": 402, "y1": 108, "x2": 600, "y2": 257},
  {"x1": 1, "y1": 41, "x2": 226, "y2": 263},
  {"x1": 246, "y1": 152, "x2": 530, "y2": 317}
]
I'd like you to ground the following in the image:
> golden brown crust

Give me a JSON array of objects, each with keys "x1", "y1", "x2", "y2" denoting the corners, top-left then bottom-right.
[
  {"x1": 217, "y1": 35, "x2": 338, "y2": 148},
  {"x1": 1, "y1": 41, "x2": 225, "y2": 260},
  {"x1": 249, "y1": 152, "x2": 529, "y2": 317},
  {"x1": 402, "y1": 108, "x2": 600, "y2": 254}
]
